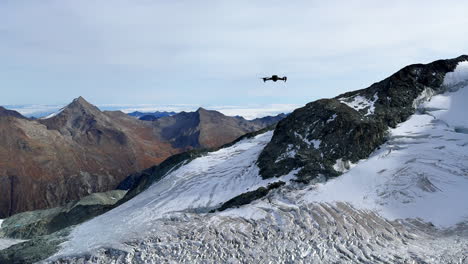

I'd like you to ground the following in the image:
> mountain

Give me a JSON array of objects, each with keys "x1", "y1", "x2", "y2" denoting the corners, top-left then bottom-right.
[
  {"x1": 127, "y1": 111, "x2": 177, "y2": 120},
  {"x1": 0, "y1": 107, "x2": 27, "y2": 119},
  {"x1": 150, "y1": 107, "x2": 280, "y2": 149},
  {"x1": 250, "y1": 113, "x2": 287, "y2": 127},
  {"x1": 138, "y1": 115, "x2": 159, "y2": 121},
  {"x1": 257, "y1": 56, "x2": 467, "y2": 182},
  {"x1": 2, "y1": 56, "x2": 467, "y2": 263},
  {"x1": 0, "y1": 97, "x2": 177, "y2": 218},
  {"x1": 0, "y1": 98, "x2": 280, "y2": 218}
]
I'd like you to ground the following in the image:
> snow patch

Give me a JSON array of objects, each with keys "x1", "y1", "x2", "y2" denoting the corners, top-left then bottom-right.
[
  {"x1": 40, "y1": 107, "x2": 64, "y2": 119},
  {"x1": 275, "y1": 144, "x2": 296, "y2": 162},
  {"x1": 332, "y1": 158, "x2": 355, "y2": 173},
  {"x1": 0, "y1": 238, "x2": 26, "y2": 250},
  {"x1": 339, "y1": 93, "x2": 378, "y2": 116},
  {"x1": 413, "y1": 87, "x2": 435, "y2": 109},
  {"x1": 311, "y1": 139, "x2": 321, "y2": 149},
  {"x1": 294, "y1": 132, "x2": 320, "y2": 149},
  {"x1": 326, "y1": 114, "x2": 337, "y2": 123}
]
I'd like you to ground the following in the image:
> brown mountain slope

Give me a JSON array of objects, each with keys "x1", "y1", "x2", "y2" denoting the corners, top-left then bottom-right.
[
  {"x1": 0, "y1": 98, "x2": 282, "y2": 217},
  {"x1": 0, "y1": 97, "x2": 178, "y2": 218},
  {"x1": 151, "y1": 107, "x2": 282, "y2": 149}
]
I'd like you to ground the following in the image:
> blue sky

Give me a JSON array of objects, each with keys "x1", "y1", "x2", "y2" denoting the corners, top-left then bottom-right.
[{"x1": 1, "y1": 0, "x2": 468, "y2": 107}]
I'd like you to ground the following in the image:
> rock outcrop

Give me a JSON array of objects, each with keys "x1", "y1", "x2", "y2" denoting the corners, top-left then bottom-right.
[
  {"x1": 0, "y1": 190, "x2": 126, "y2": 239},
  {"x1": 257, "y1": 55, "x2": 468, "y2": 182}
]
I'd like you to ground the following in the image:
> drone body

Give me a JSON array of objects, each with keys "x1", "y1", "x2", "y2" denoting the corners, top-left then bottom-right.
[{"x1": 262, "y1": 75, "x2": 287, "y2": 82}]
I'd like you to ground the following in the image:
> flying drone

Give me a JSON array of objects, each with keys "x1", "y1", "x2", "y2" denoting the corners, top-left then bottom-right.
[{"x1": 261, "y1": 75, "x2": 287, "y2": 82}]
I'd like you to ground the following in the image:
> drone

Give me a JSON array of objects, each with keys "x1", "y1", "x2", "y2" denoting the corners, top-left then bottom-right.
[{"x1": 261, "y1": 75, "x2": 287, "y2": 82}]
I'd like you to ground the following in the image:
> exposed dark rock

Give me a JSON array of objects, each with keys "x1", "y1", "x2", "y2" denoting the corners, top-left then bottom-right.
[
  {"x1": 0, "y1": 228, "x2": 70, "y2": 264},
  {"x1": 0, "y1": 190, "x2": 126, "y2": 239},
  {"x1": 216, "y1": 181, "x2": 285, "y2": 212},
  {"x1": 257, "y1": 55, "x2": 468, "y2": 182},
  {"x1": 0, "y1": 107, "x2": 27, "y2": 119},
  {"x1": 138, "y1": 114, "x2": 159, "y2": 121}
]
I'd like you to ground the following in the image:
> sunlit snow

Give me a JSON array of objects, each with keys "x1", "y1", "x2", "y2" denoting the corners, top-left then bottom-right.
[
  {"x1": 55, "y1": 131, "x2": 297, "y2": 257},
  {"x1": 40, "y1": 107, "x2": 65, "y2": 119},
  {"x1": 301, "y1": 64, "x2": 468, "y2": 227},
  {"x1": 339, "y1": 93, "x2": 378, "y2": 116}
]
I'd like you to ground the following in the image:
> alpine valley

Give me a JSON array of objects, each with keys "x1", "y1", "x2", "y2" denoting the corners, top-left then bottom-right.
[
  {"x1": 1, "y1": 56, "x2": 468, "y2": 263},
  {"x1": 0, "y1": 98, "x2": 283, "y2": 219}
]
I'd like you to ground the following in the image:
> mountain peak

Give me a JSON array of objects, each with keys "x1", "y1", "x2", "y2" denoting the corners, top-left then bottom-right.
[
  {"x1": 61, "y1": 96, "x2": 101, "y2": 115},
  {"x1": 74, "y1": 96, "x2": 87, "y2": 103},
  {"x1": 39, "y1": 96, "x2": 108, "y2": 133},
  {"x1": 70, "y1": 96, "x2": 94, "y2": 108}
]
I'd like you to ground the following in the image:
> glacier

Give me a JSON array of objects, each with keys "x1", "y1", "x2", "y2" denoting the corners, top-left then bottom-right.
[
  {"x1": 52, "y1": 131, "x2": 298, "y2": 258},
  {"x1": 42, "y1": 61, "x2": 468, "y2": 263}
]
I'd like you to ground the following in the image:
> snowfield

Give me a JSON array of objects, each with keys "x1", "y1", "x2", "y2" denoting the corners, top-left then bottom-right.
[
  {"x1": 301, "y1": 62, "x2": 468, "y2": 227},
  {"x1": 53, "y1": 131, "x2": 297, "y2": 258},
  {"x1": 46, "y1": 62, "x2": 468, "y2": 263},
  {"x1": 301, "y1": 92, "x2": 468, "y2": 227}
]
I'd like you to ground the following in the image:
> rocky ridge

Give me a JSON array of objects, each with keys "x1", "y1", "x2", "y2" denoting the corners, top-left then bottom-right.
[{"x1": 257, "y1": 55, "x2": 468, "y2": 182}]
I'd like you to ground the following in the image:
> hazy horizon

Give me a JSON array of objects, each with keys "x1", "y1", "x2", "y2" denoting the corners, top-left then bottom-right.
[{"x1": 4, "y1": 97, "x2": 301, "y2": 120}]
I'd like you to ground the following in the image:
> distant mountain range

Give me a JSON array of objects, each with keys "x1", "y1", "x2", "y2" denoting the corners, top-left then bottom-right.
[
  {"x1": 6, "y1": 104, "x2": 297, "y2": 120},
  {"x1": 127, "y1": 111, "x2": 177, "y2": 121},
  {"x1": 0, "y1": 97, "x2": 284, "y2": 218}
]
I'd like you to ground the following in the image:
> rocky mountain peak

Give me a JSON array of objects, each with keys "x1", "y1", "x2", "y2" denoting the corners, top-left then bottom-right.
[
  {"x1": 195, "y1": 107, "x2": 221, "y2": 119},
  {"x1": 64, "y1": 96, "x2": 102, "y2": 115},
  {"x1": 38, "y1": 96, "x2": 113, "y2": 139},
  {"x1": 257, "y1": 55, "x2": 468, "y2": 182}
]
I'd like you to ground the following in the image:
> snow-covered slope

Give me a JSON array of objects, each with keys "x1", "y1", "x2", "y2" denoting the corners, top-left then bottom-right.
[
  {"x1": 301, "y1": 90, "x2": 468, "y2": 227},
  {"x1": 0, "y1": 219, "x2": 25, "y2": 250},
  {"x1": 298, "y1": 62, "x2": 468, "y2": 227},
  {"x1": 43, "y1": 60, "x2": 468, "y2": 263},
  {"x1": 53, "y1": 131, "x2": 297, "y2": 257}
]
